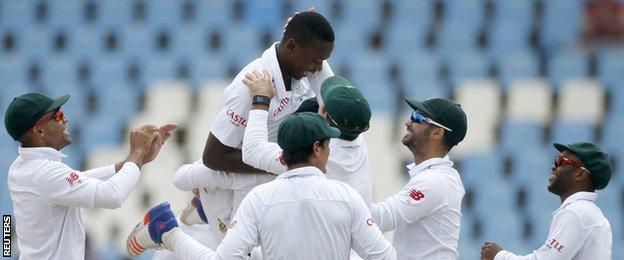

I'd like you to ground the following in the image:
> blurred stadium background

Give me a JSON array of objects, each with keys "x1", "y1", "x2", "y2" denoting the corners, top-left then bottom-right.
[{"x1": 0, "y1": 0, "x2": 623, "y2": 259}]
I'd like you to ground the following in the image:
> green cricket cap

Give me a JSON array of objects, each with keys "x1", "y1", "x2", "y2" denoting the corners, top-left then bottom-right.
[
  {"x1": 405, "y1": 97, "x2": 467, "y2": 146},
  {"x1": 320, "y1": 76, "x2": 371, "y2": 140},
  {"x1": 277, "y1": 112, "x2": 341, "y2": 153},
  {"x1": 4, "y1": 92, "x2": 70, "y2": 141},
  {"x1": 553, "y1": 142, "x2": 612, "y2": 190}
]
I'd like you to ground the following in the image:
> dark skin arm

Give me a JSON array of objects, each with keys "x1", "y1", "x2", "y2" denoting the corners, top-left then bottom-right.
[{"x1": 202, "y1": 133, "x2": 266, "y2": 173}]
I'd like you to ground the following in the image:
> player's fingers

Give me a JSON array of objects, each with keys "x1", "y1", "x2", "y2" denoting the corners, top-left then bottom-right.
[
  {"x1": 307, "y1": 6, "x2": 315, "y2": 12},
  {"x1": 242, "y1": 78, "x2": 252, "y2": 87},
  {"x1": 244, "y1": 72, "x2": 256, "y2": 80},
  {"x1": 253, "y1": 70, "x2": 263, "y2": 78}
]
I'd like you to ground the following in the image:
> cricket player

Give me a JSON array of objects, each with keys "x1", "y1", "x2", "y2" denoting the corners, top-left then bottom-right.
[
  {"x1": 126, "y1": 112, "x2": 397, "y2": 259},
  {"x1": 371, "y1": 97, "x2": 468, "y2": 259},
  {"x1": 169, "y1": 11, "x2": 336, "y2": 241},
  {"x1": 4, "y1": 92, "x2": 176, "y2": 259},
  {"x1": 481, "y1": 142, "x2": 613, "y2": 259}
]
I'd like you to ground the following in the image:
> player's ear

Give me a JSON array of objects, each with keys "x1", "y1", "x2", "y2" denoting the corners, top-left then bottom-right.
[
  {"x1": 32, "y1": 125, "x2": 45, "y2": 138},
  {"x1": 286, "y1": 38, "x2": 297, "y2": 51},
  {"x1": 431, "y1": 127, "x2": 443, "y2": 140},
  {"x1": 312, "y1": 140, "x2": 321, "y2": 156}
]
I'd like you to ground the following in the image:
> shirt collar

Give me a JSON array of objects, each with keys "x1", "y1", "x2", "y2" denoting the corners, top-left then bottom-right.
[
  {"x1": 406, "y1": 155, "x2": 454, "y2": 178},
  {"x1": 559, "y1": 191, "x2": 597, "y2": 210},
  {"x1": 277, "y1": 166, "x2": 325, "y2": 179},
  {"x1": 262, "y1": 43, "x2": 287, "y2": 98},
  {"x1": 18, "y1": 146, "x2": 67, "y2": 161}
]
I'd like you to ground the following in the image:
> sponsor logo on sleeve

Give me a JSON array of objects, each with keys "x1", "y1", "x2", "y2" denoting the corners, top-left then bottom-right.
[
  {"x1": 545, "y1": 238, "x2": 564, "y2": 253},
  {"x1": 366, "y1": 218, "x2": 375, "y2": 226},
  {"x1": 65, "y1": 172, "x2": 81, "y2": 187},
  {"x1": 408, "y1": 189, "x2": 425, "y2": 201},
  {"x1": 226, "y1": 109, "x2": 247, "y2": 127}
]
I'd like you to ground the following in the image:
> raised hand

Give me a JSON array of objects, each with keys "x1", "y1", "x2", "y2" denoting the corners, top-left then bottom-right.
[
  {"x1": 127, "y1": 125, "x2": 160, "y2": 167},
  {"x1": 243, "y1": 70, "x2": 275, "y2": 99},
  {"x1": 142, "y1": 123, "x2": 179, "y2": 164}
]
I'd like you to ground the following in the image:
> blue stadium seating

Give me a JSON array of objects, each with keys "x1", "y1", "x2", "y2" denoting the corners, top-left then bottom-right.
[
  {"x1": 189, "y1": 54, "x2": 228, "y2": 87},
  {"x1": 0, "y1": 0, "x2": 33, "y2": 27},
  {"x1": 0, "y1": 55, "x2": 27, "y2": 87},
  {"x1": 499, "y1": 121, "x2": 544, "y2": 153},
  {"x1": 144, "y1": 54, "x2": 177, "y2": 86},
  {"x1": 341, "y1": 0, "x2": 381, "y2": 30},
  {"x1": 383, "y1": 25, "x2": 427, "y2": 57},
  {"x1": 547, "y1": 50, "x2": 588, "y2": 89},
  {"x1": 243, "y1": 0, "x2": 283, "y2": 30},
  {"x1": 495, "y1": 50, "x2": 539, "y2": 87},
  {"x1": 597, "y1": 48, "x2": 624, "y2": 90},
  {"x1": 540, "y1": 0, "x2": 583, "y2": 51},
  {"x1": 48, "y1": 0, "x2": 82, "y2": 27},
  {"x1": 173, "y1": 24, "x2": 208, "y2": 59},
  {"x1": 390, "y1": 0, "x2": 432, "y2": 32},
  {"x1": 98, "y1": 0, "x2": 133, "y2": 29},
  {"x1": 21, "y1": 26, "x2": 53, "y2": 59},
  {"x1": 551, "y1": 120, "x2": 596, "y2": 144},
  {"x1": 196, "y1": 0, "x2": 233, "y2": 27},
  {"x1": 221, "y1": 24, "x2": 262, "y2": 64},
  {"x1": 331, "y1": 23, "x2": 368, "y2": 59},
  {"x1": 460, "y1": 152, "x2": 505, "y2": 187},
  {"x1": 488, "y1": 21, "x2": 532, "y2": 59},
  {"x1": 120, "y1": 24, "x2": 152, "y2": 60},
  {"x1": 350, "y1": 53, "x2": 394, "y2": 112},
  {"x1": 68, "y1": 25, "x2": 102, "y2": 60},
  {"x1": 444, "y1": 0, "x2": 484, "y2": 30},
  {"x1": 447, "y1": 50, "x2": 490, "y2": 86},
  {"x1": 148, "y1": 0, "x2": 182, "y2": 28},
  {"x1": 437, "y1": 22, "x2": 479, "y2": 59}
]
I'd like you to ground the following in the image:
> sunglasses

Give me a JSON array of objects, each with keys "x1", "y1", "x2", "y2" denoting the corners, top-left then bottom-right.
[
  {"x1": 554, "y1": 155, "x2": 590, "y2": 174},
  {"x1": 410, "y1": 111, "x2": 452, "y2": 132},
  {"x1": 34, "y1": 109, "x2": 65, "y2": 127}
]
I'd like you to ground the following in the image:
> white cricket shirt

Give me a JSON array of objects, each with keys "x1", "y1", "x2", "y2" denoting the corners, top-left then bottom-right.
[
  {"x1": 494, "y1": 191, "x2": 612, "y2": 260},
  {"x1": 166, "y1": 166, "x2": 396, "y2": 260},
  {"x1": 371, "y1": 156, "x2": 465, "y2": 260},
  {"x1": 242, "y1": 109, "x2": 373, "y2": 206},
  {"x1": 8, "y1": 146, "x2": 141, "y2": 260}
]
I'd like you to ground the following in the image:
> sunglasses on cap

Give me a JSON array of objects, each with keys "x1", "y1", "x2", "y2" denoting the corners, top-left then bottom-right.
[
  {"x1": 410, "y1": 111, "x2": 452, "y2": 132},
  {"x1": 554, "y1": 155, "x2": 590, "y2": 174},
  {"x1": 34, "y1": 109, "x2": 65, "y2": 127}
]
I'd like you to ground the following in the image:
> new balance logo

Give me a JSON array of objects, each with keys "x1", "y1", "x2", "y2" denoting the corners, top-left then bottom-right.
[{"x1": 409, "y1": 189, "x2": 425, "y2": 201}]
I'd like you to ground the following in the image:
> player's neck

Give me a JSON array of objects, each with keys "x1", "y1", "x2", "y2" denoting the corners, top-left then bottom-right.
[{"x1": 275, "y1": 43, "x2": 293, "y2": 90}]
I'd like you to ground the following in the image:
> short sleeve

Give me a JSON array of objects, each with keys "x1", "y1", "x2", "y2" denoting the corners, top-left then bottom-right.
[{"x1": 210, "y1": 77, "x2": 252, "y2": 149}]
